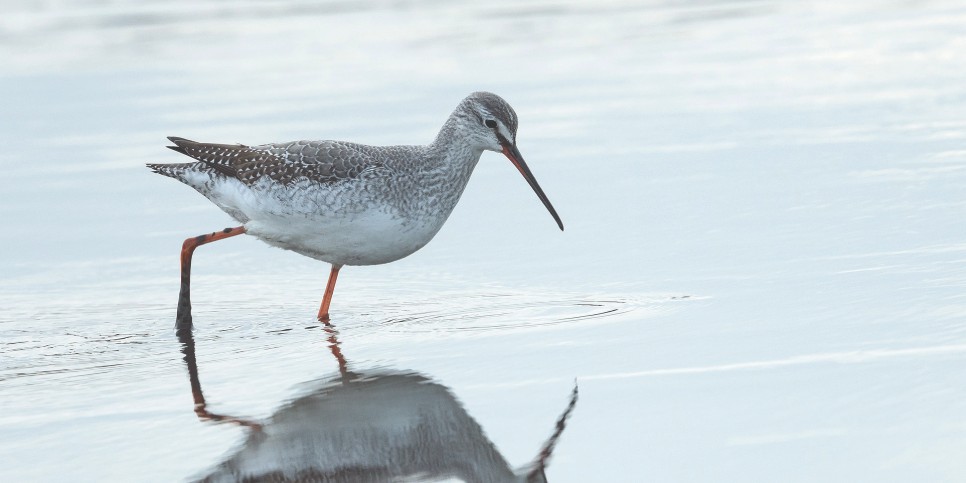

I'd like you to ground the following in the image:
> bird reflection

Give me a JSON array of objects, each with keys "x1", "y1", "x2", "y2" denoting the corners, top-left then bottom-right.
[{"x1": 177, "y1": 321, "x2": 577, "y2": 482}]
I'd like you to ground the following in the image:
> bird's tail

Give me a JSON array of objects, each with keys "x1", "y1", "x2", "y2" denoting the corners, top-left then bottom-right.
[
  {"x1": 146, "y1": 162, "x2": 194, "y2": 180},
  {"x1": 147, "y1": 137, "x2": 207, "y2": 179}
]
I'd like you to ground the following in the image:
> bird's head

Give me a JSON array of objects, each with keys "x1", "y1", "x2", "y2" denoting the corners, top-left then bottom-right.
[{"x1": 458, "y1": 91, "x2": 564, "y2": 231}]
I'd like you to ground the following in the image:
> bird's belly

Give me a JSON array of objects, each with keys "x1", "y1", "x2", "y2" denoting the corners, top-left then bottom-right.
[{"x1": 245, "y1": 209, "x2": 444, "y2": 266}]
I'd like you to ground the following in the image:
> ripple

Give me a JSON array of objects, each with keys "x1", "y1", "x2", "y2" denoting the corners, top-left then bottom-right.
[{"x1": 365, "y1": 291, "x2": 697, "y2": 335}]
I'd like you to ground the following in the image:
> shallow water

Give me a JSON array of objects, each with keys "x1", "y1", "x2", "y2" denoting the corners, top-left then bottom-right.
[{"x1": 3, "y1": 0, "x2": 966, "y2": 481}]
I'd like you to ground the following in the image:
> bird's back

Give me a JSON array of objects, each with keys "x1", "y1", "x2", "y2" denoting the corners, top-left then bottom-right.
[
  {"x1": 148, "y1": 137, "x2": 466, "y2": 265},
  {"x1": 148, "y1": 137, "x2": 397, "y2": 188}
]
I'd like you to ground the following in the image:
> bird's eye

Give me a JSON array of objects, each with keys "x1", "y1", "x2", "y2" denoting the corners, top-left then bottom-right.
[{"x1": 484, "y1": 119, "x2": 497, "y2": 129}]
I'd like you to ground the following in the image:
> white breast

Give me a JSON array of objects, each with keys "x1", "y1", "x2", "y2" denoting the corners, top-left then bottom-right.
[
  {"x1": 245, "y1": 207, "x2": 445, "y2": 266},
  {"x1": 192, "y1": 174, "x2": 447, "y2": 266}
]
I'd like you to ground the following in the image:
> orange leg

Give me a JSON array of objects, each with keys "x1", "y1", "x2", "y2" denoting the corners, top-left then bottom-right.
[
  {"x1": 317, "y1": 264, "x2": 342, "y2": 322},
  {"x1": 176, "y1": 226, "x2": 247, "y2": 333}
]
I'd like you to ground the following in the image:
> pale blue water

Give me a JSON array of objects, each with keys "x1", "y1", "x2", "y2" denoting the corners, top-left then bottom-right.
[{"x1": 2, "y1": 1, "x2": 966, "y2": 481}]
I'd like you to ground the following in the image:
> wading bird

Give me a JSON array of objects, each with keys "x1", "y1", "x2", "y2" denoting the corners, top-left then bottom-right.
[{"x1": 148, "y1": 92, "x2": 563, "y2": 322}]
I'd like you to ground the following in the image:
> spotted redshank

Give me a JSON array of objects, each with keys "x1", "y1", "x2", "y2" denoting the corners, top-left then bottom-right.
[{"x1": 148, "y1": 91, "x2": 563, "y2": 323}]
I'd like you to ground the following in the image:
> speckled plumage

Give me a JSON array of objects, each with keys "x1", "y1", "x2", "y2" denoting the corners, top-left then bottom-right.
[{"x1": 148, "y1": 91, "x2": 560, "y2": 267}]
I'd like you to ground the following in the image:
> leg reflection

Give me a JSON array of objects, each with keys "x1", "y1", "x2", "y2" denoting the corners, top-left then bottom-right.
[
  {"x1": 177, "y1": 326, "x2": 262, "y2": 430},
  {"x1": 321, "y1": 319, "x2": 349, "y2": 381},
  {"x1": 176, "y1": 310, "x2": 347, "y2": 428}
]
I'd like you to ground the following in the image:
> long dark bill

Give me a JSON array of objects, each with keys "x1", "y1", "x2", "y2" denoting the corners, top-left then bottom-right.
[{"x1": 501, "y1": 141, "x2": 564, "y2": 231}]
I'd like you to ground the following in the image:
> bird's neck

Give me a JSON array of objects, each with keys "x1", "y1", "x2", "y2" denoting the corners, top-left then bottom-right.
[
  {"x1": 406, "y1": 114, "x2": 485, "y2": 220},
  {"x1": 426, "y1": 113, "x2": 485, "y2": 184}
]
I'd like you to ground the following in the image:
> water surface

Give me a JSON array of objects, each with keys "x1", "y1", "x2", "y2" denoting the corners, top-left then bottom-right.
[{"x1": 3, "y1": 1, "x2": 966, "y2": 481}]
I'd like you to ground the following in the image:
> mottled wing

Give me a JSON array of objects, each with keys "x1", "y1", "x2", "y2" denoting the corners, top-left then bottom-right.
[
  {"x1": 247, "y1": 140, "x2": 375, "y2": 185},
  {"x1": 164, "y1": 136, "x2": 377, "y2": 186}
]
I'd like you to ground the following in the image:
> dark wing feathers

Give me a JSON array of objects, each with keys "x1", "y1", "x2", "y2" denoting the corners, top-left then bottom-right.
[
  {"x1": 146, "y1": 161, "x2": 196, "y2": 180},
  {"x1": 243, "y1": 141, "x2": 373, "y2": 185},
  {"x1": 158, "y1": 136, "x2": 373, "y2": 186},
  {"x1": 166, "y1": 136, "x2": 253, "y2": 178}
]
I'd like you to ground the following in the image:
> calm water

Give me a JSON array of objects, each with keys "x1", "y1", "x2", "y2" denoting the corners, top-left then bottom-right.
[{"x1": 3, "y1": 0, "x2": 966, "y2": 481}]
